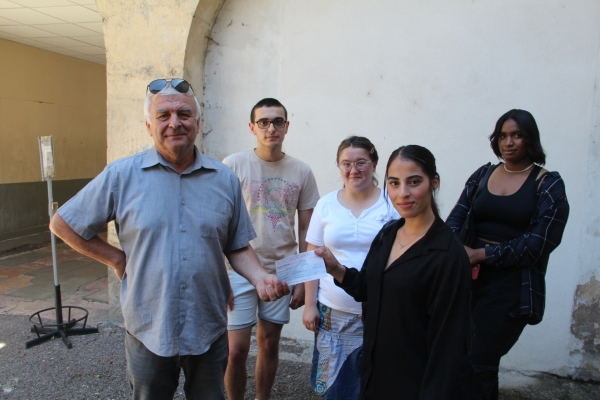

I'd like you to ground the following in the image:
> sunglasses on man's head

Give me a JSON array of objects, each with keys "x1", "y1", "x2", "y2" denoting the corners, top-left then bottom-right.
[{"x1": 147, "y1": 78, "x2": 192, "y2": 94}]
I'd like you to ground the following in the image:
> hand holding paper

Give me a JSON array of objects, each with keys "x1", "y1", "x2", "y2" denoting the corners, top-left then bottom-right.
[{"x1": 276, "y1": 250, "x2": 327, "y2": 286}]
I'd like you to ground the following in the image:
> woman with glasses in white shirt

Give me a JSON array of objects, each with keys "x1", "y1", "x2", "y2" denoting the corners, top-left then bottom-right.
[{"x1": 303, "y1": 136, "x2": 398, "y2": 399}]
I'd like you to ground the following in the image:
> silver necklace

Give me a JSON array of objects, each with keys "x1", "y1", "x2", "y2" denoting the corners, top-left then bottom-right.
[
  {"x1": 398, "y1": 234, "x2": 424, "y2": 249},
  {"x1": 503, "y1": 162, "x2": 534, "y2": 174}
]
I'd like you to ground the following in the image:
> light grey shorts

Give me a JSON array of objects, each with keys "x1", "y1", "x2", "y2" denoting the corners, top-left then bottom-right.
[{"x1": 227, "y1": 269, "x2": 293, "y2": 330}]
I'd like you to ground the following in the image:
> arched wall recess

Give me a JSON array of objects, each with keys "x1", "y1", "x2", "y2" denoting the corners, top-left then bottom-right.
[{"x1": 95, "y1": 0, "x2": 226, "y2": 324}]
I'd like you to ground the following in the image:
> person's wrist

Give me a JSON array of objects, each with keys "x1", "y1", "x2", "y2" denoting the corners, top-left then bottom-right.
[
  {"x1": 249, "y1": 271, "x2": 270, "y2": 287},
  {"x1": 479, "y1": 248, "x2": 487, "y2": 263},
  {"x1": 333, "y1": 263, "x2": 346, "y2": 282}
]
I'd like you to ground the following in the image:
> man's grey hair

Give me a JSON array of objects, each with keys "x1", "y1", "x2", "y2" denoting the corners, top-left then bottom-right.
[{"x1": 144, "y1": 83, "x2": 202, "y2": 124}]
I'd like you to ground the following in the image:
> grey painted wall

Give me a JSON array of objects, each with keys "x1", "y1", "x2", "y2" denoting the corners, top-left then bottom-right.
[{"x1": 0, "y1": 178, "x2": 91, "y2": 241}]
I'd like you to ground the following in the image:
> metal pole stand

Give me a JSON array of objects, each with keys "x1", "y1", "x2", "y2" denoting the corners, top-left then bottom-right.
[
  {"x1": 26, "y1": 288, "x2": 98, "y2": 349},
  {"x1": 25, "y1": 176, "x2": 98, "y2": 349}
]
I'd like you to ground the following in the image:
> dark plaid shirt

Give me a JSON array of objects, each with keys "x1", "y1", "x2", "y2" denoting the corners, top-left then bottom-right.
[{"x1": 446, "y1": 164, "x2": 569, "y2": 325}]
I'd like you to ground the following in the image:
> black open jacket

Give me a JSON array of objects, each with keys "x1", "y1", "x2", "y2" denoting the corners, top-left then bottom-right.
[
  {"x1": 446, "y1": 163, "x2": 569, "y2": 324},
  {"x1": 337, "y1": 216, "x2": 471, "y2": 399}
]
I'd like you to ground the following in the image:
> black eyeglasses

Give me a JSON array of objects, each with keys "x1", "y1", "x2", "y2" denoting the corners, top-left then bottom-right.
[
  {"x1": 254, "y1": 118, "x2": 287, "y2": 129},
  {"x1": 147, "y1": 78, "x2": 192, "y2": 94}
]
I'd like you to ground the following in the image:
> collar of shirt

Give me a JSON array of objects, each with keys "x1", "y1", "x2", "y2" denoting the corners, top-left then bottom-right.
[
  {"x1": 141, "y1": 146, "x2": 216, "y2": 174},
  {"x1": 381, "y1": 216, "x2": 451, "y2": 255}
]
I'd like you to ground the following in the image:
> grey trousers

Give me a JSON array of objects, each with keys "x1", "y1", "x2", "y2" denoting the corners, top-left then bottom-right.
[{"x1": 125, "y1": 331, "x2": 228, "y2": 400}]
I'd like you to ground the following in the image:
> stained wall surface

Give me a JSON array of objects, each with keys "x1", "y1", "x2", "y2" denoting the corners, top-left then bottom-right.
[
  {"x1": 0, "y1": 38, "x2": 106, "y2": 241},
  {"x1": 202, "y1": 0, "x2": 600, "y2": 379},
  {"x1": 95, "y1": 0, "x2": 225, "y2": 325},
  {"x1": 93, "y1": 0, "x2": 600, "y2": 381}
]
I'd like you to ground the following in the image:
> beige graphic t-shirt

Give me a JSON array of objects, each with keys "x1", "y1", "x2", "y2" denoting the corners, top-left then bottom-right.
[{"x1": 223, "y1": 150, "x2": 320, "y2": 273}]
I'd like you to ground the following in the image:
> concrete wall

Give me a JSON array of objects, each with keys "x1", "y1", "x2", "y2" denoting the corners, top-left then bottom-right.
[
  {"x1": 0, "y1": 38, "x2": 106, "y2": 242},
  {"x1": 202, "y1": 0, "x2": 600, "y2": 380},
  {"x1": 568, "y1": 56, "x2": 600, "y2": 380},
  {"x1": 95, "y1": 0, "x2": 225, "y2": 164},
  {"x1": 95, "y1": 0, "x2": 226, "y2": 325},
  {"x1": 96, "y1": 0, "x2": 600, "y2": 381}
]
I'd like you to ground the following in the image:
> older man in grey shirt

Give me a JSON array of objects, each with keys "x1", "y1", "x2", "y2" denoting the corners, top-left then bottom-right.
[{"x1": 50, "y1": 78, "x2": 289, "y2": 400}]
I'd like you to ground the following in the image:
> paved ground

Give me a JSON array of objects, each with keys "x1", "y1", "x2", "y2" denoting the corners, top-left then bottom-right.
[
  {"x1": 0, "y1": 314, "x2": 321, "y2": 400},
  {"x1": 0, "y1": 244, "x2": 599, "y2": 399},
  {"x1": 0, "y1": 243, "x2": 109, "y2": 325}
]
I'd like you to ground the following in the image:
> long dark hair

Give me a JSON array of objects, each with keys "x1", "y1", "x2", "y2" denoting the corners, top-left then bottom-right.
[
  {"x1": 336, "y1": 136, "x2": 379, "y2": 186},
  {"x1": 489, "y1": 109, "x2": 546, "y2": 165},
  {"x1": 383, "y1": 145, "x2": 440, "y2": 216}
]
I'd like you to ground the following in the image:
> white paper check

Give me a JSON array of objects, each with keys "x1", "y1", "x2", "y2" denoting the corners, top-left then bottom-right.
[{"x1": 275, "y1": 250, "x2": 327, "y2": 286}]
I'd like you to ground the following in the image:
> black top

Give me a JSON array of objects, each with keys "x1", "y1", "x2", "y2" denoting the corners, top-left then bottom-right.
[
  {"x1": 337, "y1": 217, "x2": 471, "y2": 399},
  {"x1": 472, "y1": 165, "x2": 540, "y2": 242},
  {"x1": 446, "y1": 164, "x2": 570, "y2": 324}
]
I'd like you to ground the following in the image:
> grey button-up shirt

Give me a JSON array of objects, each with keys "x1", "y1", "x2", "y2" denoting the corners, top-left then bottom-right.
[{"x1": 59, "y1": 147, "x2": 256, "y2": 356}]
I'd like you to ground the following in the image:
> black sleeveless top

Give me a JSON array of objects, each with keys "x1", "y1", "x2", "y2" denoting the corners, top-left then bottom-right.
[{"x1": 472, "y1": 165, "x2": 540, "y2": 243}]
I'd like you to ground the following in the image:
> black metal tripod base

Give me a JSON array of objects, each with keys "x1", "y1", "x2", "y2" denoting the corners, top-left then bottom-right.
[
  {"x1": 27, "y1": 287, "x2": 98, "y2": 350},
  {"x1": 25, "y1": 326, "x2": 98, "y2": 349}
]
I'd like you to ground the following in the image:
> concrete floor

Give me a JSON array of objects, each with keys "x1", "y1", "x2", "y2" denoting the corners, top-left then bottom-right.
[
  {"x1": 1, "y1": 243, "x2": 599, "y2": 399},
  {"x1": 0, "y1": 243, "x2": 109, "y2": 326}
]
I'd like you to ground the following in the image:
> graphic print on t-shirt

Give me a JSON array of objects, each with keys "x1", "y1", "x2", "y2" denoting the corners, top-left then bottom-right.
[{"x1": 248, "y1": 177, "x2": 300, "y2": 230}]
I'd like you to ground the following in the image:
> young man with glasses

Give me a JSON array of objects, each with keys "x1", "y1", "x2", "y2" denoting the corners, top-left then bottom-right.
[
  {"x1": 223, "y1": 98, "x2": 320, "y2": 400},
  {"x1": 50, "y1": 81, "x2": 289, "y2": 400}
]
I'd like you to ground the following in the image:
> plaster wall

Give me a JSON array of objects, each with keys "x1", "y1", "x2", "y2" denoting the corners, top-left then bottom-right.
[
  {"x1": 95, "y1": 0, "x2": 226, "y2": 325},
  {"x1": 202, "y1": 0, "x2": 600, "y2": 377},
  {"x1": 0, "y1": 38, "x2": 106, "y2": 184},
  {"x1": 567, "y1": 47, "x2": 600, "y2": 380},
  {"x1": 96, "y1": 0, "x2": 199, "y2": 164},
  {"x1": 0, "y1": 38, "x2": 106, "y2": 241},
  {"x1": 95, "y1": 0, "x2": 225, "y2": 164}
]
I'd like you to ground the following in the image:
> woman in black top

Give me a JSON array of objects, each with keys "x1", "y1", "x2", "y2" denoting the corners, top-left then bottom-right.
[
  {"x1": 446, "y1": 109, "x2": 569, "y2": 400},
  {"x1": 315, "y1": 145, "x2": 471, "y2": 399}
]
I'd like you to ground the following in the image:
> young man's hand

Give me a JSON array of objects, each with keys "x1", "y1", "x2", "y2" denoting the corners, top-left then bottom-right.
[
  {"x1": 289, "y1": 283, "x2": 305, "y2": 309},
  {"x1": 228, "y1": 286, "x2": 234, "y2": 311}
]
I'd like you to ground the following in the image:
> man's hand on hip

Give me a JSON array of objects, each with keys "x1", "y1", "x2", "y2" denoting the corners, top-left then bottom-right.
[
  {"x1": 112, "y1": 253, "x2": 126, "y2": 280},
  {"x1": 50, "y1": 213, "x2": 127, "y2": 281}
]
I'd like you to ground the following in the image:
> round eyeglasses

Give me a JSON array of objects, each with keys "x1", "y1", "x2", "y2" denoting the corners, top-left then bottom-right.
[
  {"x1": 338, "y1": 160, "x2": 372, "y2": 172},
  {"x1": 254, "y1": 119, "x2": 287, "y2": 129}
]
